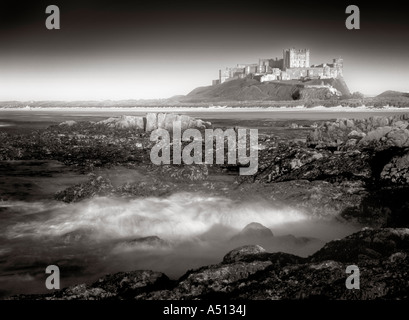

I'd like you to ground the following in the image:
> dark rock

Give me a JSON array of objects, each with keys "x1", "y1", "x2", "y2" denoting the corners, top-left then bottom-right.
[
  {"x1": 10, "y1": 228, "x2": 409, "y2": 300},
  {"x1": 54, "y1": 174, "x2": 114, "y2": 202},
  {"x1": 115, "y1": 236, "x2": 171, "y2": 250},
  {"x1": 381, "y1": 151, "x2": 409, "y2": 184},
  {"x1": 231, "y1": 222, "x2": 274, "y2": 241},
  {"x1": 91, "y1": 270, "x2": 171, "y2": 298},
  {"x1": 222, "y1": 245, "x2": 267, "y2": 264},
  {"x1": 310, "y1": 228, "x2": 409, "y2": 263}
]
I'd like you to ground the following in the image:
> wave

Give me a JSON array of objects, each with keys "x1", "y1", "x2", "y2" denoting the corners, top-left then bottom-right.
[{"x1": 3, "y1": 193, "x2": 306, "y2": 242}]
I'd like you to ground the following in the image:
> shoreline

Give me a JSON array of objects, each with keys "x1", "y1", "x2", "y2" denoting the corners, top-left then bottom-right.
[{"x1": 1, "y1": 105, "x2": 409, "y2": 113}]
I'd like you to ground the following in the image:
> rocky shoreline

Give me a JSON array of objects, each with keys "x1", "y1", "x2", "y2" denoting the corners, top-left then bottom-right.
[
  {"x1": 2, "y1": 112, "x2": 409, "y2": 299},
  {"x1": 10, "y1": 228, "x2": 409, "y2": 300}
]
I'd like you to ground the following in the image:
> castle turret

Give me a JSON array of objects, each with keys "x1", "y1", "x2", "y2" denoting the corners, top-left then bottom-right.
[
  {"x1": 283, "y1": 48, "x2": 310, "y2": 69},
  {"x1": 333, "y1": 58, "x2": 344, "y2": 76}
]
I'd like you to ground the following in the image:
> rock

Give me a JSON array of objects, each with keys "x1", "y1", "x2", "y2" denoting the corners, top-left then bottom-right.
[
  {"x1": 59, "y1": 120, "x2": 77, "y2": 126},
  {"x1": 381, "y1": 151, "x2": 409, "y2": 184},
  {"x1": 179, "y1": 115, "x2": 191, "y2": 130},
  {"x1": 231, "y1": 223, "x2": 274, "y2": 243},
  {"x1": 348, "y1": 130, "x2": 366, "y2": 139},
  {"x1": 52, "y1": 284, "x2": 113, "y2": 300},
  {"x1": 164, "y1": 113, "x2": 177, "y2": 131},
  {"x1": 98, "y1": 115, "x2": 145, "y2": 130},
  {"x1": 145, "y1": 113, "x2": 158, "y2": 132},
  {"x1": 240, "y1": 222, "x2": 273, "y2": 237},
  {"x1": 222, "y1": 245, "x2": 266, "y2": 264},
  {"x1": 92, "y1": 270, "x2": 170, "y2": 298},
  {"x1": 370, "y1": 115, "x2": 389, "y2": 127},
  {"x1": 359, "y1": 126, "x2": 393, "y2": 144},
  {"x1": 392, "y1": 121, "x2": 408, "y2": 130},
  {"x1": 20, "y1": 270, "x2": 171, "y2": 300},
  {"x1": 157, "y1": 113, "x2": 166, "y2": 129},
  {"x1": 338, "y1": 119, "x2": 347, "y2": 130},
  {"x1": 385, "y1": 129, "x2": 409, "y2": 147},
  {"x1": 311, "y1": 152, "x2": 323, "y2": 160},
  {"x1": 115, "y1": 236, "x2": 170, "y2": 251},
  {"x1": 306, "y1": 128, "x2": 322, "y2": 147},
  {"x1": 60, "y1": 228, "x2": 94, "y2": 244},
  {"x1": 345, "y1": 139, "x2": 358, "y2": 147},
  {"x1": 306, "y1": 114, "x2": 409, "y2": 150},
  {"x1": 54, "y1": 174, "x2": 114, "y2": 203},
  {"x1": 95, "y1": 113, "x2": 212, "y2": 133},
  {"x1": 14, "y1": 228, "x2": 409, "y2": 300},
  {"x1": 310, "y1": 228, "x2": 409, "y2": 263},
  {"x1": 290, "y1": 158, "x2": 303, "y2": 169},
  {"x1": 346, "y1": 119, "x2": 355, "y2": 128}
]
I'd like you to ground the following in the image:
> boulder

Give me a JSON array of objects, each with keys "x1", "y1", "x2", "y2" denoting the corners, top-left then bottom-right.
[
  {"x1": 385, "y1": 129, "x2": 409, "y2": 147},
  {"x1": 348, "y1": 130, "x2": 366, "y2": 139},
  {"x1": 381, "y1": 151, "x2": 409, "y2": 184},
  {"x1": 98, "y1": 115, "x2": 145, "y2": 130},
  {"x1": 157, "y1": 113, "x2": 166, "y2": 129},
  {"x1": 230, "y1": 223, "x2": 274, "y2": 244},
  {"x1": 145, "y1": 113, "x2": 158, "y2": 132},
  {"x1": 59, "y1": 120, "x2": 77, "y2": 127},
  {"x1": 164, "y1": 113, "x2": 177, "y2": 131},
  {"x1": 222, "y1": 245, "x2": 266, "y2": 264},
  {"x1": 359, "y1": 126, "x2": 393, "y2": 144}
]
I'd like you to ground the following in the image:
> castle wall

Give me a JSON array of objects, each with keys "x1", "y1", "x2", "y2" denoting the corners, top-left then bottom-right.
[
  {"x1": 212, "y1": 48, "x2": 344, "y2": 85},
  {"x1": 261, "y1": 74, "x2": 278, "y2": 82}
]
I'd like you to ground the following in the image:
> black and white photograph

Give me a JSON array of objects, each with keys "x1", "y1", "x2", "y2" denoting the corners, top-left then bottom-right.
[{"x1": 0, "y1": 0, "x2": 408, "y2": 314}]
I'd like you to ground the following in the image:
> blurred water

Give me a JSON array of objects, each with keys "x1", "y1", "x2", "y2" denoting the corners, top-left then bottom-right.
[{"x1": 0, "y1": 192, "x2": 360, "y2": 298}]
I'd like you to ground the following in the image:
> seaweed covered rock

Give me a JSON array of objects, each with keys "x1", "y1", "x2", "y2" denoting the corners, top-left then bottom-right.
[
  {"x1": 381, "y1": 151, "x2": 409, "y2": 184},
  {"x1": 54, "y1": 174, "x2": 114, "y2": 202}
]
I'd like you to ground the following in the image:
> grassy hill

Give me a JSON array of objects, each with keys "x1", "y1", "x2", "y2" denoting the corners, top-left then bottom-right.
[
  {"x1": 376, "y1": 90, "x2": 409, "y2": 98},
  {"x1": 180, "y1": 77, "x2": 350, "y2": 103}
]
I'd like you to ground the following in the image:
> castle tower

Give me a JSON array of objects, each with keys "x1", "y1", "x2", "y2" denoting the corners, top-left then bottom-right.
[
  {"x1": 333, "y1": 58, "x2": 344, "y2": 76},
  {"x1": 283, "y1": 48, "x2": 310, "y2": 69}
]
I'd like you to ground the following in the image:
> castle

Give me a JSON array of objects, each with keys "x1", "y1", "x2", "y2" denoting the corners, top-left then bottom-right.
[{"x1": 212, "y1": 48, "x2": 344, "y2": 85}]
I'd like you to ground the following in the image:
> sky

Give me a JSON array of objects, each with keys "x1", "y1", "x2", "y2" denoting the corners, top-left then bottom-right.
[{"x1": 0, "y1": 0, "x2": 408, "y2": 100}]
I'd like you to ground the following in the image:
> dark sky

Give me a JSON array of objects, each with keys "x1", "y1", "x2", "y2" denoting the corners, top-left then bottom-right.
[{"x1": 0, "y1": 0, "x2": 408, "y2": 100}]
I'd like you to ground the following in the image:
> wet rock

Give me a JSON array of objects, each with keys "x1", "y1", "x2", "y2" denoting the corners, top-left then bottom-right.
[
  {"x1": 157, "y1": 113, "x2": 166, "y2": 129},
  {"x1": 11, "y1": 228, "x2": 409, "y2": 300},
  {"x1": 60, "y1": 228, "x2": 94, "y2": 244},
  {"x1": 20, "y1": 270, "x2": 172, "y2": 300},
  {"x1": 50, "y1": 284, "x2": 113, "y2": 300},
  {"x1": 381, "y1": 151, "x2": 409, "y2": 184},
  {"x1": 97, "y1": 113, "x2": 211, "y2": 133},
  {"x1": 59, "y1": 120, "x2": 77, "y2": 127},
  {"x1": 222, "y1": 245, "x2": 267, "y2": 264},
  {"x1": 348, "y1": 130, "x2": 366, "y2": 139},
  {"x1": 98, "y1": 115, "x2": 145, "y2": 130},
  {"x1": 236, "y1": 222, "x2": 273, "y2": 238},
  {"x1": 114, "y1": 236, "x2": 171, "y2": 251},
  {"x1": 92, "y1": 270, "x2": 171, "y2": 298},
  {"x1": 145, "y1": 113, "x2": 158, "y2": 132},
  {"x1": 310, "y1": 228, "x2": 409, "y2": 263},
  {"x1": 230, "y1": 223, "x2": 274, "y2": 244},
  {"x1": 164, "y1": 113, "x2": 177, "y2": 131},
  {"x1": 54, "y1": 174, "x2": 114, "y2": 202},
  {"x1": 307, "y1": 113, "x2": 409, "y2": 150}
]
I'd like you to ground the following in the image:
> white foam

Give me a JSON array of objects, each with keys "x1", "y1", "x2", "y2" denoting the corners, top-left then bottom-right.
[{"x1": 5, "y1": 193, "x2": 306, "y2": 241}]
